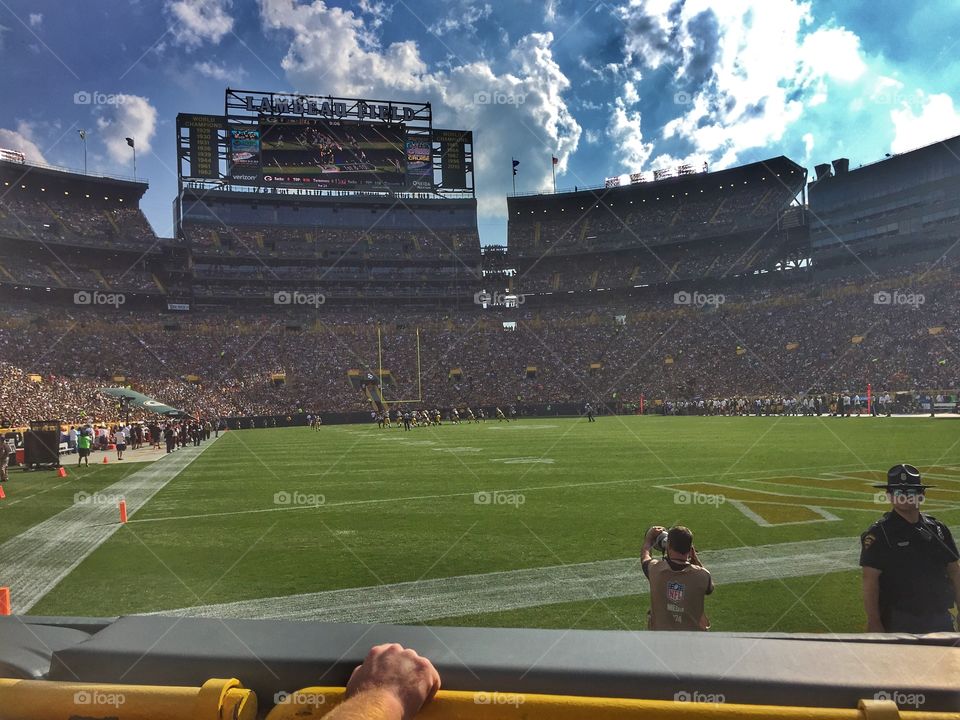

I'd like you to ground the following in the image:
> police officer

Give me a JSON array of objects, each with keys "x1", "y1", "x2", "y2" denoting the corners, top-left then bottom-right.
[{"x1": 860, "y1": 464, "x2": 960, "y2": 633}]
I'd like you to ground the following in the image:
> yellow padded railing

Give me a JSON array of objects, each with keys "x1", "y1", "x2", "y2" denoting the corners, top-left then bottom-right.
[
  {"x1": 264, "y1": 688, "x2": 960, "y2": 720},
  {"x1": 3, "y1": 680, "x2": 958, "y2": 720},
  {"x1": 0, "y1": 677, "x2": 256, "y2": 720}
]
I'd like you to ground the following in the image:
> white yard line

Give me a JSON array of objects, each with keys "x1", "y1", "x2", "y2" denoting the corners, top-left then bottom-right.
[
  {"x1": 124, "y1": 455, "x2": 960, "y2": 525},
  {"x1": 151, "y1": 536, "x2": 858, "y2": 623},
  {"x1": 0, "y1": 436, "x2": 221, "y2": 614},
  {"x1": 727, "y1": 500, "x2": 841, "y2": 527}
]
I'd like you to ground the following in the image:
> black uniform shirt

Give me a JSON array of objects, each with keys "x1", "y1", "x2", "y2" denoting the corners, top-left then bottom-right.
[{"x1": 860, "y1": 511, "x2": 959, "y2": 614}]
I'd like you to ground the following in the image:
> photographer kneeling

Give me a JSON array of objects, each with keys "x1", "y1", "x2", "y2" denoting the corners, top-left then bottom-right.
[{"x1": 642, "y1": 525, "x2": 713, "y2": 630}]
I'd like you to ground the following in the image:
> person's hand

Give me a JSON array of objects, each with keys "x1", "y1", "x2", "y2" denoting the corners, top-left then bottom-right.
[
  {"x1": 346, "y1": 644, "x2": 441, "y2": 720},
  {"x1": 645, "y1": 525, "x2": 666, "y2": 545}
]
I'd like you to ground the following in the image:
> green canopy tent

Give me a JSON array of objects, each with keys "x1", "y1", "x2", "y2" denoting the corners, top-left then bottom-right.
[{"x1": 99, "y1": 387, "x2": 190, "y2": 420}]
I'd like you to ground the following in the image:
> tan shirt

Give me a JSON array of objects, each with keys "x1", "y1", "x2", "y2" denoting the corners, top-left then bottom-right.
[{"x1": 645, "y1": 558, "x2": 713, "y2": 630}]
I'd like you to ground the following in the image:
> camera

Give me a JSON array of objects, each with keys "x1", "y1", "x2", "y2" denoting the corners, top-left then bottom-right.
[{"x1": 653, "y1": 530, "x2": 669, "y2": 552}]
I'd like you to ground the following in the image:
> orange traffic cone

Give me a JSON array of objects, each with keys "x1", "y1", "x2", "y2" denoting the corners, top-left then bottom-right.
[
  {"x1": 0, "y1": 587, "x2": 10, "y2": 616},
  {"x1": 119, "y1": 499, "x2": 128, "y2": 524},
  {"x1": 102, "y1": 455, "x2": 109, "y2": 464},
  {"x1": 57, "y1": 466, "x2": 67, "y2": 478},
  {"x1": 0, "y1": 485, "x2": 5, "y2": 499}
]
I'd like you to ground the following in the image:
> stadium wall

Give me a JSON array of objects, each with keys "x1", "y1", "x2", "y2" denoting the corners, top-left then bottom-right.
[{"x1": 3, "y1": 615, "x2": 958, "y2": 713}]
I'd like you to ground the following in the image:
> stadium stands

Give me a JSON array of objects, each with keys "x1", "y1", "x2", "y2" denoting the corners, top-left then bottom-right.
[
  {"x1": 1, "y1": 143, "x2": 958, "y2": 428},
  {"x1": 0, "y1": 159, "x2": 165, "y2": 301},
  {"x1": 0, "y1": 251, "x2": 956, "y2": 426},
  {"x1": 507, "y1": 157, "x2": 804, "y2": 254},
  {"x1": 507, "y1": 157, "x2": 809, "y2": 295},
  {"x1": 809, "y1": 136, "x2": 960, "y2": 278},
  {"x1": 181, "y1": 188, "x2": 482, "y2": 304}
]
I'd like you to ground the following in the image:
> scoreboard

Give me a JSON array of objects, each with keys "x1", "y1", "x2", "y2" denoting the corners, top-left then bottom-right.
[
  {"x1": 433, "y1": 129, "x2": 472, "y2": 190},
  {"x1": 177, "y1": 113, "x2": 224, "y2": 180},
  {"x1": 176, "y1": 90, "x2": 473, "y2": 196}
]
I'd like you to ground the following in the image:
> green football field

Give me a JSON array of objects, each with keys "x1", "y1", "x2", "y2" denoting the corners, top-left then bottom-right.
[{"x1": 6, "y1": 416, "x2": 960, "y2": 632}]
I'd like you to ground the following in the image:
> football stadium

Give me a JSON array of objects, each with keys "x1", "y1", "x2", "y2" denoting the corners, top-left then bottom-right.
[{"x1": 2, "y1": 6, "x2": 960, "y2": 718}]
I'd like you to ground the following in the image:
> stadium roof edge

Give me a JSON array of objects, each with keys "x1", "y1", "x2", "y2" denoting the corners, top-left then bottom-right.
[
  {"x1": 810, "y1": 133, "x2": 960, "y2": 184},
  {"x1": 508, "y1": 155, "x2": 805, "y2": 203},
  {"x1": 0, "y1": 158, "x2": 148, "y2": 200}
]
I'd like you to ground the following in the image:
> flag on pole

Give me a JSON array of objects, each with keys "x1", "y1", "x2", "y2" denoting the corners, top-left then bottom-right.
[
  {"x1": 512, "y1": 158, "x2": 520, "y2": 176},
  {"x1": 125, "y1": 137, "x2": 135, "y2": 148},
  {"x1": 552, "y1": 156, "x2": 558, "y2": 165},
  {"x1": 78, "y1": 130, "x2": 86, "y2": 140}
]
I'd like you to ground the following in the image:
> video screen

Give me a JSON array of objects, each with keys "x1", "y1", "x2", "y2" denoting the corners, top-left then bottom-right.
[
  {"x1": 227, "y1": 127, "x2": 261, "y2": 182},
  {"x1": 405, "y1": 139, "x2": 433, "y2": 190},
  {"x1": 259, "y1": 120, "x2": 407, "y2": 188}
]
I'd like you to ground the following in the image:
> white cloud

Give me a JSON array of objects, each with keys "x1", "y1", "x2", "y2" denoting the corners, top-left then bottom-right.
[
  {"x1": 28, "y1": 13, "x2": 42, "y2": 28},
  {"x1": 544, "y1": 0, "x2": 557, "y2": 24},
  {"x1": 165, "y1": 0, "x2": 234, "y2": 47},
  {"x1": 257, "y1": 0, "x2": 580, "y2": 221},
  {"x1": 429, "y1": 3, "x2": 492, "y2": 36},
  {"x1": 802, "y1": 131, "x2": 815, "y2": 162},
  {"x1": 356, "y1": 0, "x2": 391, "y2": 29},
  {"x1": 868, "y1": 75, "x2": 906, "y2": 106},
  {"x1": 195, "y1": 60, "x2": 244, "y2": 82},
  {"x1": 891, "y1": 93, "x2": 960, "y2": 154},
  {"x1": 613, "y1": 0, "x2": 872, "y2": 172},
  {"x1": 0, "y1": 122, "x2": 49, "y2": 164},
  {"x1": 800, "y1": 26, "x2": 866, "y2": 84},
  {"x1": 609, "y1": 96, "x2": 655, "y2": 169},
  {"x1": 619, "y1": 0, "x2": 681, "y2": 71},
  {"x1": 259, "y1": 0, "x2": 426, "y2": 97},
  {"x1": 94, "y1": 95, "x2": 158, "y2": 165}
]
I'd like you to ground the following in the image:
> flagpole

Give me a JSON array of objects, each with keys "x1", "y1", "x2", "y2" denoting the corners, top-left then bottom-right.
[
  {"x1": 552, "y1": 157, "x2": 556, "y2": 193},
  {"x1": 511, "y1": 156, "x2": 516, "y2": 194},
  {"x1": 78, "y1": 130, "x2": 87, "y2": 175},
  {"x1": 126, "y1": 137, "x2": 136, "y2": 179}
]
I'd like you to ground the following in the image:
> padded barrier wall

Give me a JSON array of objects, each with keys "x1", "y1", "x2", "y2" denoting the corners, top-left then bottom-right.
[{"x1": 0, "y1": 616, "x2": 958, "y2": 715}]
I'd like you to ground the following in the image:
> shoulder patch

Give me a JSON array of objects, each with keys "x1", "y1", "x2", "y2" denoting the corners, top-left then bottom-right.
[{"x1": 862, "y1": 533, "x2": 877, "y2": 549}]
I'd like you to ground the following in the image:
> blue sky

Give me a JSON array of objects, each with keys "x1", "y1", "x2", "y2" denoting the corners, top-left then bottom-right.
[{"x1": 1, "y1": 0, "x2": 959, "y2": 245}]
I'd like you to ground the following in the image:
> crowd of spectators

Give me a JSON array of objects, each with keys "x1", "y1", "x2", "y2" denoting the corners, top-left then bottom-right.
[
  {"x1": 0, "y1": 249, "x2": 159, "y2": 293},
  {"x1": 179, "y1": 221, "x2": 483, "y2": 300},
  {"x1": 0, "y1": 195, "x2": 156, "y2": 249},
  {"x1": 514, "y1": 235, "x2": 799, "y2": 293},
  {"x1": 0, "y1": 258, "x2": 957, "y2": 427},
  {"x1": 510, "y1": 178, "x2": 799, "y2": 257},
  {"x1": 184, "y1": 223, "x2": 482, "y2": 264},
  {"x1": 1, "y1": 168, "x2": 956, "y2": 428},
  {"x1": 0, "y1": 191, "x2": 163, "y2": 296}
]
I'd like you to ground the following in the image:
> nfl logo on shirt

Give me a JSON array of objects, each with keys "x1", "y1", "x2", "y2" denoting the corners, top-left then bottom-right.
[{"x1": 667, "y1": 582, "x2": 685, "y2": 602}]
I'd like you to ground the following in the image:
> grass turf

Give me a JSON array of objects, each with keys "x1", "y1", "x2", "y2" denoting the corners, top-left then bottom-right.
[
  {"x1": 17, "y1": 416, "x2": 960, "y2": 632},
  {"x1": 0, "y1": 460, "x2": 151, "y2": 545}
]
